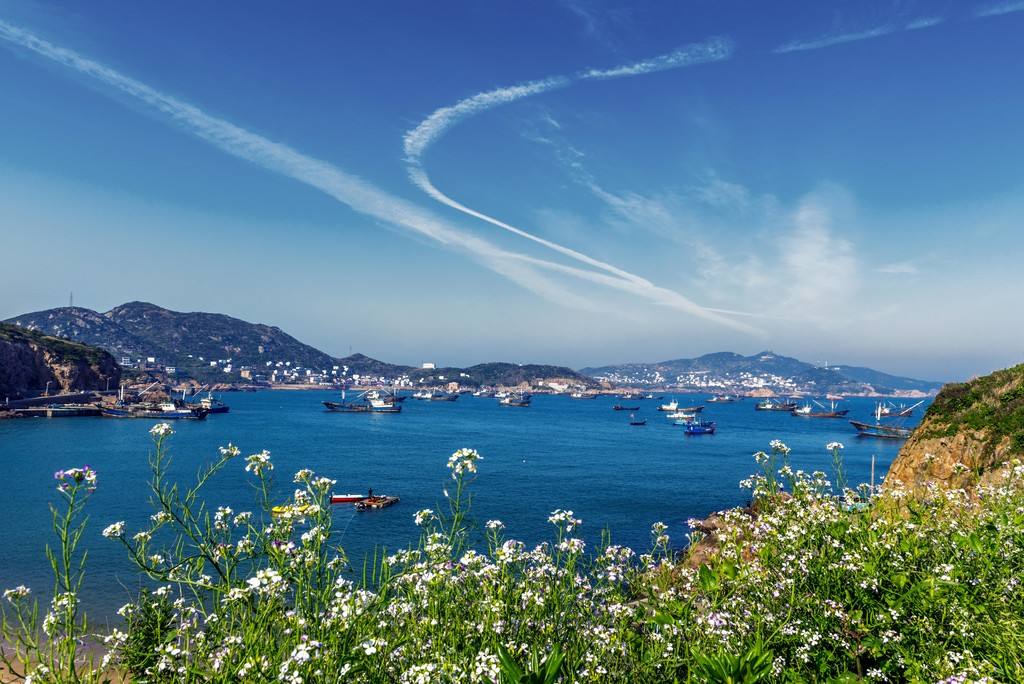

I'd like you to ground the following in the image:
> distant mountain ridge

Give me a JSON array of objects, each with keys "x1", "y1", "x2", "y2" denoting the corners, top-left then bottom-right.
[
  {"x1": 580, "y1": 350, "x2": 941, "y2": 395},
  {"x1": 4, "y1": 303, "x2": 593, "y2": 387}
]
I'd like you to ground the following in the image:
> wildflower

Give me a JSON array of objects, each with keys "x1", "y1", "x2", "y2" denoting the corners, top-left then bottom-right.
[
  {"x1": 447, "y1": 448, "x2": 482, "y2": 477},
  {"x1": 218, "y1": 443, "x2": 240, "y2": 458},
  {"x1": 149, "y1": 422, "x2": 173, "y2": 438},
  {"x1": 102, "y1": 521, "x2": 125, "y2": 538},
  {"x1": 486, "y1": 519, "x2": 505, "y2": 531},
  {"x1": 548, "y1": 509, "x2": 582, "y2": 531},
  {"x1": 133, "y1": 531, "x2": 151, "y2": 544},
  {"x1": 54, "y1": 465, "x2": 97, "y2": 492},
  {"x1": 558, "y1": 537, "x2": 586, "y2": 553},
  {"x1": 310, "y1": 476, "x2": 335, "y2": 492},
  {"x1": 826, "y1": 441, "x2": 844, "y2": 451},
  {"x1": 753, "y1": 450, "x2": 769, "y2": 464},
  {"x1": 414, "y1": 509, "x2": 436, "y2": 526},
  {"x1": 293, "y1": 468, "x2": 314, "y2": 483},
  {"x1": 245, "y1": 450, "x2": 273, "y2": 475},
  {"x1": 360, "y1": 638, "x2": 386, "y2": 656},
  {"x1": 151, "y1": 510, "x2": 173, "y2": 524},
  {"x1": 3, "y1": 585, "x2": 30, "y2": 603},
  {"x1": 769, "y1": 439, "x2": 791, "y2": 455}
]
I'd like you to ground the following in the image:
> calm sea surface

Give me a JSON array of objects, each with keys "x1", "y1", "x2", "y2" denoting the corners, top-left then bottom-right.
[{"x1": 0, "y1": 391, "x2": 925, "y2": 620}]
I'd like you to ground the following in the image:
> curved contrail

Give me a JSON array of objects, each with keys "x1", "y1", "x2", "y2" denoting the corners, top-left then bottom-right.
[{"x1": 402, "y1": 38, "x2": 749, "y2": 327}]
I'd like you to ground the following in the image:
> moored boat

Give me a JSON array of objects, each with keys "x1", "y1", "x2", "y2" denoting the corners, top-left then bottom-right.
[
  {"x1": 613, "y1": 404, "x2": 640, "y2": 411},
  {"x1": 707, "y1": 395, "x2": 735, "y2": 403},
  {"x1": 667, "y1": 411, "x2": 697, "y2": 421},
  {"x1": 658, "y1": 400, "x2": 678, "y2": 412},
  {"x1": 102, "y1": 402, "x2": 208, "y2": 420},
  {"x1": 755, "y1": 399, "x2": 798, "y2": 411},
  {"x1": 850, "y1": 402, "x2": 912, "y2": 438},
  {"x1": 684, "y1": 420, "x2": 716, "y2": 435},
  {"x1": 196, "y1": 393, "x2": 230, "y2": 414},
  {"x1": 330, "y1": 493, "x2": 369, "y2": 504},
  {"x1": 629, "y1": 414, "x2": 646, "y2": 426},
  {"x1": 355, "y1": 495, "x2": 400, "y2": 511},
  {"x1": 499, "y1": 392, "x2": 531, "y2": 407}
]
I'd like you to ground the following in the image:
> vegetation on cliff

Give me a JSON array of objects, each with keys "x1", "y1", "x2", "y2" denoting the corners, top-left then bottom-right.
[
  {"x1": 888, "y1": 363, "x2": 1024, "y2": 489},
  {"x1": 4, "y1": 434, "x2": 1023, "y2": 682}
]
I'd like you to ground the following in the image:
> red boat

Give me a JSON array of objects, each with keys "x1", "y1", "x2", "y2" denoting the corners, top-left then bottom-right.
[{"x1": 330, "y1": 493, "x2": 369, "y2": 504}]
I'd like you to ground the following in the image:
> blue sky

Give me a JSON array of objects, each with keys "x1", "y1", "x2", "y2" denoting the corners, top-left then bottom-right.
[{"x1": 1, "y1": 0, "x2": 1022, "y2": 380}]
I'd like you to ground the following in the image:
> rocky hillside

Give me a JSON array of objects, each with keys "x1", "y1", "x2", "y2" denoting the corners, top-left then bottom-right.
[
  {"x1": 7, "y1": 302, "x2": 335, "y2": 370},
  {"x1": 581, "y1": 350, "x2": 940, "y2": 395},
  {"x1": 409, "y1": 362, "x2": 595, "y2": 388},
  {"x1": 887, "y1": 363, "x2": 1024, "y2": 489},
  {"x1": 0, "y1": 323, "x2": 120, "y2": 399}
]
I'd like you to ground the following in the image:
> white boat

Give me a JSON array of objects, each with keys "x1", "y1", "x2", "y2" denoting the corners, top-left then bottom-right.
[
  {"x1": 412, "y1": 390, "x2": 432, "y2": 400},
  {"x1": 494, "y1": 391, "x2": 510, "y2": 399},
  {"x1": 666, "y1": 411, "x2": 696, "y2": 420},
  {"x1": 658, "y1": 400, "x2": 678, "y2": 412},
  {"x1": 793, "y1": 403, "x2": 813, "y2": 416}
]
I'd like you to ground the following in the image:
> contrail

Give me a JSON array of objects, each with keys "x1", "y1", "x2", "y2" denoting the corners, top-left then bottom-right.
[
  {"x1": 402, "y1": 37, "x2": 744, "y2": 325},
  {"x1": 0, "y1": 19, "x2": 756, "y2": 333}
]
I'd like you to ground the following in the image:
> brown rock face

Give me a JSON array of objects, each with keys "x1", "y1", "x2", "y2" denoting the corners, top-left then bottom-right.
[
  {"x1": 886, "y1": 363, "x2": 1024, "y2": 490},
  {"x1": 0, "y1": 323, "x2": 120, "y2": 399}
]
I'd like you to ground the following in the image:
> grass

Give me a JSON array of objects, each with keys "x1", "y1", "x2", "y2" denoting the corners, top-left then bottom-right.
[
  {"x1": 921, "y1": 363, "x2": 1024, "y2": 459},
  {"x1": 2, "y1": 435, "x2": 1023, "y2": 682}
]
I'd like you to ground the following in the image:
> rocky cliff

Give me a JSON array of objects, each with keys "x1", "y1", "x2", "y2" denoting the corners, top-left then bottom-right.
[
  {"x1": 887, "y1": 363, "x2": 1024, "y2": 489},
  {"x1": 0, "y1": 323, "x2": 121, "y2": 399}
]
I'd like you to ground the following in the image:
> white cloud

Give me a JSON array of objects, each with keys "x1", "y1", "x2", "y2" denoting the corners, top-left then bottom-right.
[
  {"x1": 775, "y1": 26, "x2": 896, "y2": 54},
  {"x1": 976, "y1": 1, "x2": 1024, "y2": 17}
]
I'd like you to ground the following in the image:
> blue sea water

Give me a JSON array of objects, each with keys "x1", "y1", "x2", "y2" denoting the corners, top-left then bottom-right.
[{"x1": 0, "y1": 391, "x2": 924, "y2": 621}]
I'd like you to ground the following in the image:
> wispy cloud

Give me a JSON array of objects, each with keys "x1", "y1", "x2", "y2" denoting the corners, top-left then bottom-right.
[
  {"x1": 976, "y1": 1, "x2": 1024, "y2": 17},
  {"x1": 774, "y1": 25, "x2": 896, "y2": 53},
  {"x1": 580, "y1": 37, "x2": 733, "y2": 79},
  {"x1": 401, "y1": 36, "x2": 753, "y2": 333},
  {"x1": 906, "y1": 16, "x2": 945, "y2": 30}
]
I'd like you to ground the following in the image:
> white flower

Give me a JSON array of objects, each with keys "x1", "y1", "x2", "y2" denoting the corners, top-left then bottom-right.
[
  {"x1": 245, "y1": 450, "x2": 273, "y2": 475},
  {"x1": 414, "y1": 509, "x2": 436, "y2": 526},
  {"x1": 826, "y1": 441, "x2": 844, "y2": 451},
  {"x1": 218, "y1": 443, "x2": 240, "y2": 458},
  {"x1": 149, "y1": 423, "x2": 173, "y2": 438},
  {"x1": 102, "y1": 521, "x2": 125, "y2": 538},
  {"x1": 293, "y1": 469, "x2": 314, "y2": 483},
  {"x1": 548, "y1": 509, "x2": 582, "y2": 531},
  {"x1": 3, "y1": 585, "x2": 30, "y2": 603},
  {"x1": 769, "y1": 439, "x2": 791, "y2": 455},
  {"x1": 485, "y1": 520, "x2": 505, "y2": 531},
  {"x1": 447, "y1": 448, "x2": 482, "y2": 477}
]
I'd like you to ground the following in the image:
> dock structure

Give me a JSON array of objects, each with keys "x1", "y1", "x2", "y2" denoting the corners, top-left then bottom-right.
[{"x1": 12, "y1": 405, "x2": 102, "y2": 418}]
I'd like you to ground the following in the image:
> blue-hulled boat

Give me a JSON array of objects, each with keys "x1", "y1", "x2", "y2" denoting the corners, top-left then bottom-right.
[{"x1": 684, "y1": 420, "x2": 716, "y2": 435}]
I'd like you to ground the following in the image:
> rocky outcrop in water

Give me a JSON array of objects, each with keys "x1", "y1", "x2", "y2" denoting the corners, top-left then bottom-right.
[
  {"x1": 0, "y1": 323, "x2": 120, "y2": 400},
  {"x1": 886, "y1": 363, "x2": 1024, "y2": 490}
]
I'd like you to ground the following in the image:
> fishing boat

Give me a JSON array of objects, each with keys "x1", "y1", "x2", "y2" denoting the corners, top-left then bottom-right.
[
  {"x1": 755, "y1": 399, "x2": 798, "y2": 411},
  {"x1": 678, "y1": 405, "x2": 705, "y2": 413},
  {"x1": 412, "y1": 390, "x2": 432, "y2": 400},
  {"x1": 684, "y1": 420, "x2": 716, "y2": 435},
  {"x1": 792, "y1": 400, "x2": 849, "y2": 418},
  {"x1": 367, "y1": 397, "x2": 402, "y2": 413},
  {"x1": 330, "y1": 493, "x2": 369, "y2": 504},
  {"x1": 473, "y1": 389, "x2": 495, "y2": 398},
  {"x1": 499, "y1": 392, "x2": 531, "y2": 407},
  {"x1": 355, "y1": 495, "x2": 400, "y2": 511},
  {"x1": 323, "y1": 387, "x2": 373, "y2": 413},
  {"x1": 197, "y1": 393, "x2": 230, "y2": 414},
  {"x1": 619, "y1": 393, "x2": 641, "y2": 400},
  {"x1": 850, "y1": 403, "x2": 913, "y2": 439},
  {"x1": 707, "y1": 395, "x2": 736, "y2": 403},
  {"x1": 102, "y1": 402, "x2": 209, "y2": 420},
  {"x1": 613, "y1": 404, "x2": 640, "y2": 411},
  {"x1": 643, "y1": 394, "x2": 662, "y2": 400},
  {"x1": 667, "y1": 411, "x2": 697, "y2": 421},
  {"x1": 658, "y1": 400, "x2": 678, "y2": 412},
  {"x1": 429, "y1": 391, "x2": 459, "y2": 402},
  {"x1": 494, "y1": 391, "x2": 510, "y2": 399},
  {"x1": 570, "y1": 391, "x2": 598, "y2": 399},
  {"x1": 880, "y1": 400, "x2": 925, "y2": 418},
  {"x1": 629, "y1": 414, "x2": 646, "y2": 426}
]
